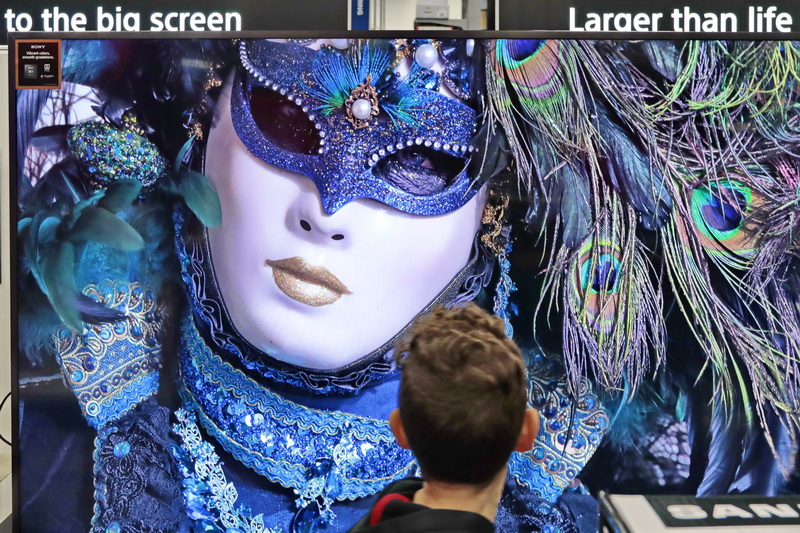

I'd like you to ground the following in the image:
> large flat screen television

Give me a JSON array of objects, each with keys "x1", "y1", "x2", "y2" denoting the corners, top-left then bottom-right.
[{"x1": 9, "y1": 32, "x2": 800, "y2": 532}]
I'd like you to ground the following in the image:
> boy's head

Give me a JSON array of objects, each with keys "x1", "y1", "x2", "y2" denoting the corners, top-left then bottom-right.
[{"x1": 391, "y1": 303, "x2": 538, "y2": 486}]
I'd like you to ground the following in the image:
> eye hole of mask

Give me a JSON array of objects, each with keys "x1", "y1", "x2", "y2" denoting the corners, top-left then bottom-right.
[
  {"x1": 373, "y1": 146, "x2": 467, "y2": 196},
  {"x1": 249, "y1": 86, "x2": 322, "y2": 155}
]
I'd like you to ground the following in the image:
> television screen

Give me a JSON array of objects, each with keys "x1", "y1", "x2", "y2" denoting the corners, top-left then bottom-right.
[{"x1": 9, "y1": 33, "x2": 800, "y2": 532}]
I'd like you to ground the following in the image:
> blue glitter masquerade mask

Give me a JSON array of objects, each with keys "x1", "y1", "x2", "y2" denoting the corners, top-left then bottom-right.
[{"x1": 231, "y1": 39, "x2": 483, "y2": 216}]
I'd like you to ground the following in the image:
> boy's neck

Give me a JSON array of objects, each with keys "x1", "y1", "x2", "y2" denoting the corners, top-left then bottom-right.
[{"x1": 412, "y1": 467, "x2": 507, "y2": 522}]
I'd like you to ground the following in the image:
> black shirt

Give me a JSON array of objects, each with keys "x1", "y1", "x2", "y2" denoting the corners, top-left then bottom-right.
[{"x1": 348, "y1": 478, "x2": 495, "y2": 533}]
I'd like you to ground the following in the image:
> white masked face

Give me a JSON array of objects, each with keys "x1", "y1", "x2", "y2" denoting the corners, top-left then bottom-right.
[{"x1": 204, "y1": 83, "x2": 485, "y2": 370}]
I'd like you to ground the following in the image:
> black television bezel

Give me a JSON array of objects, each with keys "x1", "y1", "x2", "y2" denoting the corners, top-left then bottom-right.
[{"x1": 8, "y1": 29, "x2": 800, "y2": 533}]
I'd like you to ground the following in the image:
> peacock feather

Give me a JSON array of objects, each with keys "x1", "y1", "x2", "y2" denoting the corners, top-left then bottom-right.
[
  {"x1": 492, "y1": 40, "x2": 564, "y2": 109},
  {"x1": 486, "y1": 39, "x2": 601, "y2": 251},
  {"x1": 486, "y1": 39, "x2": 594, "y2": 186},
  {"x1": 492, "y1": 37, "x2": 800, "y2": 483},
  {"x1": 541, "y1": 202, "x2": 665, "y2": 396}
]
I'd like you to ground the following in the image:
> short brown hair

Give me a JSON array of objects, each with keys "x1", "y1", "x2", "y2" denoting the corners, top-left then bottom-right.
[{"x1": 395, "y1": 303, "x2": 527, "y2": 485}]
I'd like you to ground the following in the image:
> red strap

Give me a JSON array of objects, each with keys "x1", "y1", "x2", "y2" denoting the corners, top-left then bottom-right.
[{"x1": 369, "y1": 493, "x2": 412, "y2": 526}]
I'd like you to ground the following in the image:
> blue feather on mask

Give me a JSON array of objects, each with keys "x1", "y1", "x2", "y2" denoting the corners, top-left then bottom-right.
[{"x1": 304, "y1": 42, "x2": 436, "y2": 127}]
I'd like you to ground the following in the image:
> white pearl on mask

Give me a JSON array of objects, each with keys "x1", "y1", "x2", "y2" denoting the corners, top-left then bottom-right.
[
  {"x1": 351, "y1": 98, "x2": 373, "y2": 120},
  {"x1": 331, "y1": 39, "x2": 350, "y2": 50},
  {"x1": 466, "y1": 39, "x2": 475, "y2": 56},
  {"x1": 414, "y1": 43, "x2": 439, "y2": 68}
]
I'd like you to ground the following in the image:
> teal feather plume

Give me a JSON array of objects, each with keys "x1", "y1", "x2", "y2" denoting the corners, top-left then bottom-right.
[
  {"x1": 304, "y1": 42, "x2": 435, "y2": 127},
  {"x1": 307, "y1": 43, "x2": 392, "y2": 115}
]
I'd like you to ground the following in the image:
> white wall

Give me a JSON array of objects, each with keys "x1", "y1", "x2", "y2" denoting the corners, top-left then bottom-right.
[{"x1": 381, "y1": 0, "x2": 463, "y2": 29}]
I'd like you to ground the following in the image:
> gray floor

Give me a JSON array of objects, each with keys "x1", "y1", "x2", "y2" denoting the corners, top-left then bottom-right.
[{"x1": 0, "y1": 515, "x2": 10, "y2": 533}]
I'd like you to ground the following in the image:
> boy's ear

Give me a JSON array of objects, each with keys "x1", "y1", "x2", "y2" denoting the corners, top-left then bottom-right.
[
  {"x1": 390, "y1": 409, "x2": 411, "y2": 450},
  {"x1": 514, "y1": 408, "x2": 540, "y2": 452}
]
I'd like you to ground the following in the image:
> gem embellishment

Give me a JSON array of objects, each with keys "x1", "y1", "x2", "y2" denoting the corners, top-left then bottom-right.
[
  {"x1": 440, "y1": 39, "x2": 475, "y2": 100},
  {"x1": 330, "y1": 39, "x2": 350, "y2": 50},
  {"x1": 173, "y1": 409, "x2": 279, "y2": 533},
  {"x1": 121, "y1": 110, "x2": 145, "y2": 136},
  {"x1": 68, "y1": 121, "x2": 168, "y2": 189},
  {"x1": 365, "y1": 138, "x2": 477, "y2": 168},
  {"x1": 113, "y1": 441, "x2": 131, "y2": 458},
  {"x1": 414, "y1": 42, "x2": 440, "y2": 69},
  {"x1": 392, "y1": 39, "x2": 412, "y2": 65},
  {"x1": 345, "y1": 74, "x2": 380, "y2": 129}
]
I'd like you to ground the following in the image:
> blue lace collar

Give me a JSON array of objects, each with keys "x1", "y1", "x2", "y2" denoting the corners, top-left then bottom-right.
[{"x1": 178, "y1": 313, "x2": 418, "y2": 507}]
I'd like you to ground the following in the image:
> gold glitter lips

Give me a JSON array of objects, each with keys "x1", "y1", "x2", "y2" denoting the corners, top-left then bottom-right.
[{"x1": 265, "y1": 257, "x2": 352, "y2": 307}]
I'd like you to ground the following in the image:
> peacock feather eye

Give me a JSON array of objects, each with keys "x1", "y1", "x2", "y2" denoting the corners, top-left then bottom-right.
[
  {"x1": 580, "y1": 253, "x2": 621, "y2": 294},
  {"x1": 492, "y1": 39, "x2": 562, "y2": 102},
  {"x1": 690, "y1": 179, "x2": 760, "y2": 265},
  {"x1": 571, "y1": 238, "x2": 623, "y2": 335},
  {"x1": 505, "y1": 39, "x2": 547, "y2": 61}
]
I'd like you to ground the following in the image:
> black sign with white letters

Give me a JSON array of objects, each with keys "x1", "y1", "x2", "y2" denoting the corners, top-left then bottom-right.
[
  {"x1": 646, "y1": 495, "x2": 800, "y2": 528},
  {"x1": 498, "y1": 0, "x2": 798, "y2": 33},
  {"x1": 1, "y1": 0, "x2": 348, "y2": 46}
]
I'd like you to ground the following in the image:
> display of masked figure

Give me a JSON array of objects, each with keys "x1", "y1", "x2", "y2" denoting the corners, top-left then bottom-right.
[{"x1": 16, "y1": 37, "x2": 800, "y2": 533}]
